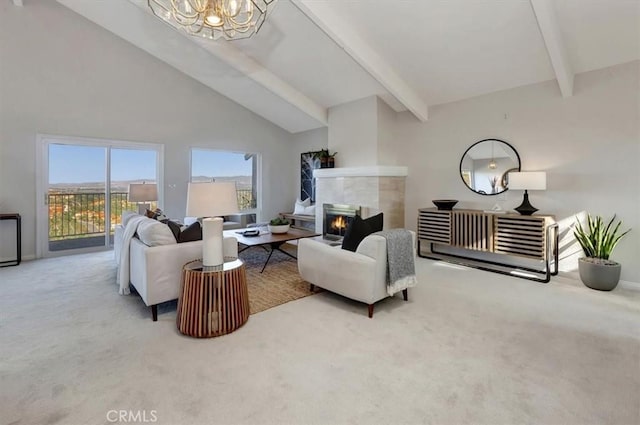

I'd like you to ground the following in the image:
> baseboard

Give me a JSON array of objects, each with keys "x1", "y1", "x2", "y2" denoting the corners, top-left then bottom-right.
[
  {"x1": 619, "y1": 280, "x2": 640, "y2": 290},
  {"x1": 0, "y1": 254, "x2": 34, "y2": 263}
]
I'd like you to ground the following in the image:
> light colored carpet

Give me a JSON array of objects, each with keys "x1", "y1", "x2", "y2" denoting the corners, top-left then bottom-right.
[{"x1": 0, "y1": 251, "x2": 639, "y2": 425}]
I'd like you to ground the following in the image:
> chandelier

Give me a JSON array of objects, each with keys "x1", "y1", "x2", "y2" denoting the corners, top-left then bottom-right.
[
  {"x1": 488, "y1": 141, "x2": 497, "y2": 169},
  {"x1": 148, "y1": 0, "x2": 275, "y2": 41}
]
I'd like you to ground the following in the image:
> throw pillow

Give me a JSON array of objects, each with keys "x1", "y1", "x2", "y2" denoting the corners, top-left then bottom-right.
[
  {"x1": 178, "y1": 221, "x2": 202, "y2": 243},
  {"x1": 293, "y1": 197, "x2": 311, "y2": 215},
  {"x1": 302, "y1": 205, "x2": 315, "y2": 216},
  {"x1": 160, "y1": 219, "x2": 181, "y2": 242},
  {"x1": 341, "y1": 213, "x2": 384, "y2": 252},
  {"x1": 136, "y1": 218, "x2": 178, "y2": 247}
]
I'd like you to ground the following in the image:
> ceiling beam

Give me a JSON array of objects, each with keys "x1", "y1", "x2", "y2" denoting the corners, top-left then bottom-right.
[
  {"x1": 56, "y1": 0, "x2": 328, "y2": 132},
  {"x1": 530, "y1": 0, "x2": 574, "y2": 97},
  {"x1": 134, "y1": 0, "x2": 328, "y2": 127},
  {"x1": 128, "y1": 0, "x2": 327, "y2": 128},
  {"x1": 190, "y1": 37, "x2": 328, "y2": 127},
  {"x1": 291, "y1": 0, "x2": 429, "y2": 121},
  {"x1": 12, "y1": 0, "x2": 24, "y2": 6}
]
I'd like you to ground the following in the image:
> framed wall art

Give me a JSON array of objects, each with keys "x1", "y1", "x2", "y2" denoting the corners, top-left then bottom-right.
[{"x1": 300, "y1": 151, "x2": 322, "y2": 202}]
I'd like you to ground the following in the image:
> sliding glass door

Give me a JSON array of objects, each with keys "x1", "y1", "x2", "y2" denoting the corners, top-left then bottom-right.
[
  {"x1": 47, "y1": 144, "x2": 107, "y2": 252},
  {"x1": 110, "y1": 148, "x2": 158, "y2": 243},
  {"x1": 38, "y1": 136, "x2": 162, "y2": 257}
]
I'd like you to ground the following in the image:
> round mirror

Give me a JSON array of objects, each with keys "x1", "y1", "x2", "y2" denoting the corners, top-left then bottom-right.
[{"x1": 460, "y1": 139, "x2": 521, "y2": 196}]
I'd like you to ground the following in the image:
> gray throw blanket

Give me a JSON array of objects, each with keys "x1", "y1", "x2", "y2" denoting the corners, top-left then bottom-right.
[{"x1": 373, "y1": 229, "x2": 418, "y2": 296}]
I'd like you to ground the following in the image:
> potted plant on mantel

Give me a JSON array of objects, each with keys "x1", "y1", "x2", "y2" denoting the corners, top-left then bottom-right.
[
  {"x1": 573, "y1": 214, "x2": 631, "y2": 291},
  {"x1": 327, "y1": 151, "x2": 337, "y2": 168},
  {"x1": 313, "y1": 149, "x2": 329, "y2": 168},
  {"x1": 313, "y1": 150, "x2": 338, "y2": 168}
]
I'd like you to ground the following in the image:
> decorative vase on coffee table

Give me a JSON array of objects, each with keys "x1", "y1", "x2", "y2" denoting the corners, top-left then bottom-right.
[{"x1": 268, "y1": 224, "x2": 290, "y2": 234}]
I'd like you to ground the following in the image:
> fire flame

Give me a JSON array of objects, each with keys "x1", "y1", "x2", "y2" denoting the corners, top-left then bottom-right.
[{"x1": 331, "y1": 216, "x2": 347, "y2": 230}]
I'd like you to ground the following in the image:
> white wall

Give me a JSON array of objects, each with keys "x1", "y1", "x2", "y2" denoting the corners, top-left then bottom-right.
[
  {"x1": 327, "y1": 95, "x2": 402, "y2": 168},
  {"x1": 376, "y1": 97, "x2": 400, "y2": 166},
  {"x1": 327, "y1": 96, "x2": 378, "y2": 167},
  {"x1": 397, "y1": 61, "x2": 640, "y2": 282},
  {"x1": 0, "y1": 1, "x2": 295, "y2": 260}
]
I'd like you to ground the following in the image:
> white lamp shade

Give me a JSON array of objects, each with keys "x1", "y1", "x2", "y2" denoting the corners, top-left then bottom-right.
[
  {"x1": 128, "y1": 183, "x2": 158, "y2": 202},
  {"x1": 508, "y1": 172, "x2": 547, "y2": 191},
  {"x1": 186, "y1": 182, "x2": 239, "y2": 218}
]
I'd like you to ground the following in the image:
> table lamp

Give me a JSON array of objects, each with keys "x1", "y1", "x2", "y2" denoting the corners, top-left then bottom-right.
[
  {"x1": 128, "y1": 183, "x2": 158, "y2": 215},
  {"x1": 508, "y1": 171, "x2": 546, "y2": 215},
  {"x1": 186, "y1": 182, "x2": 239, "y2": 267}
]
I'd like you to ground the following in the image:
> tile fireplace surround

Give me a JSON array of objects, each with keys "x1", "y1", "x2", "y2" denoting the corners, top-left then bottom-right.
[{"x1": 313, "y1": 166, "x2": 408, "y2": 234}]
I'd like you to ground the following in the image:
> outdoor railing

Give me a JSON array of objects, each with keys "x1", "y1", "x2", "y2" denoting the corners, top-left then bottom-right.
[
  {"x1": 48, "y1": 192, "x2": 132, "y2": 240},
  {"x1": 236, "y1": 188, "x2": 256, "y2": 210},
  {"x1": 48, "y1": 189, "x2": 256, "y2": 240}
]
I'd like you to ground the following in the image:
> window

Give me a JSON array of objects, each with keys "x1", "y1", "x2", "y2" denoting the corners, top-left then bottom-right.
[
  {"x1": 190, "y1": 149, "x2": 258, "y2": 211},
  {"x1": 37, "y1": 134, "x2": 162, "y2": 257}
]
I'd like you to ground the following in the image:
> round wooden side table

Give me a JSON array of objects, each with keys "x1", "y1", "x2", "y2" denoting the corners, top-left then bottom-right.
[{"x1": 177, "y1": 259, "x2": 249, "y2": 338}]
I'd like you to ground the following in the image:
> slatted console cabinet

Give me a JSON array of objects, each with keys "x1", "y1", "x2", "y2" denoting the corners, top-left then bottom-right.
[{"x1": 418, "y1": 208, "x2": 558, "y2": 282}]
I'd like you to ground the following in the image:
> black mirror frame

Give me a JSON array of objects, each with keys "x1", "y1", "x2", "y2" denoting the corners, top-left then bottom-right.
[{"x1": 459, "y1": 139, "x2": 521, "y2": 196}]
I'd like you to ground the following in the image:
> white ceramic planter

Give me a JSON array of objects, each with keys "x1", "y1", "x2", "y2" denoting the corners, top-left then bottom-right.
[{"x1": 268, "y1": 224, "x2": 290, "y2": 234}]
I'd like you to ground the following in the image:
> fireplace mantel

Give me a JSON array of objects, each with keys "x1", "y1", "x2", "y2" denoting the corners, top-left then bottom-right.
[
  {"x1": 313, "y1": 166, "x2": 407, "y2": 233},
  {"x1": 314, "y1": 166, "x2": 408, "y2": 178}
]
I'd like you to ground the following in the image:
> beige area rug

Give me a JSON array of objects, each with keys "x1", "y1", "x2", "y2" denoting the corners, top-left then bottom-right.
[{"x1": 239, "y1": 244, "x2": 316, "y2": 314}]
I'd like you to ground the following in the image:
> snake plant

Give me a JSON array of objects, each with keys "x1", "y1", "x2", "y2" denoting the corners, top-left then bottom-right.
[{"x1": 573, "y1": 214, "x2": 630, "y2": 260}]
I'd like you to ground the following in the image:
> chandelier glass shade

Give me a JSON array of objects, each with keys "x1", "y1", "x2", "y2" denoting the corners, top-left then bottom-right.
[{"x1": 148, "y1": 0, "x2": 275, "y2": 41}]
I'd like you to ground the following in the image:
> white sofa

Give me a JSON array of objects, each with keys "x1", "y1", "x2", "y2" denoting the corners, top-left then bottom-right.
[
  {"x1": 114, "y1": 222, "x2": 238, "y2": 321},
  {"x1": 297, "y1": 231, "x2": 416, "y2": 318}
]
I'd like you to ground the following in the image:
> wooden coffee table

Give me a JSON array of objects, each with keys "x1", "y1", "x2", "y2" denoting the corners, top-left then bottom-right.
[{"x1": 225, "y1": 227, "x2": 320, "y2": 273}]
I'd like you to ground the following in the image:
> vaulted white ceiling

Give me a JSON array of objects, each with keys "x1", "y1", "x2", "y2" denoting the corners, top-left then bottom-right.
[{"x1": 55, "y1": 0, "x2": 640, "y2": 133}]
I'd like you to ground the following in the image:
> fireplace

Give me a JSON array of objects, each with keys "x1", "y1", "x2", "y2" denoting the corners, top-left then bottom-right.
[{"x1": 323, "y1": 204, "x2": 361, "y2": 241}]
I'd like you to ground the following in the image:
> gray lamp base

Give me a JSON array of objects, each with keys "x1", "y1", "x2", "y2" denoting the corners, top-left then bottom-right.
[{"x1": 137, "y1": 203, "x2": 151, "y2": 215}]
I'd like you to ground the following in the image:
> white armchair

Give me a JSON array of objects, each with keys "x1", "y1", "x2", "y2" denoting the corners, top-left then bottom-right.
[{"x1": 297, "y1": 231, "x2": 416, "y2": 318}]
